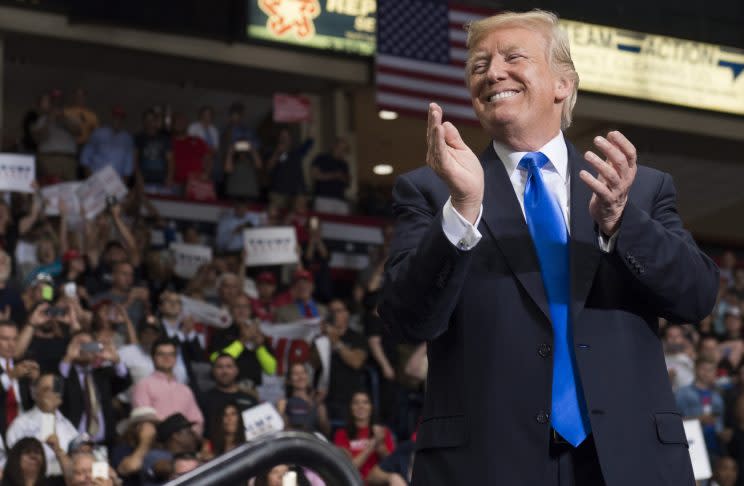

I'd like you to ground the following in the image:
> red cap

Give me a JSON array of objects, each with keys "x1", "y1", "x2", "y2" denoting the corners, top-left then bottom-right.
[
  {"x1": 292, "y1": 269, "x2": 313, "y2": 283},
  {"x1": 62, "y1": 249, "x2": 82, "y2": 263},
  {"x1": 256, "y1": 271, "x2": 277, "y2": 285},
  {"x1": 111, "y1": 106, "x2": 127, "y2": 118}
]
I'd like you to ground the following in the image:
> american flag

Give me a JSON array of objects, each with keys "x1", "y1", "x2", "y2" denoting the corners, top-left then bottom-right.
[{"x1": 375, "y1": 0, "x2": 490, "y2": 123}]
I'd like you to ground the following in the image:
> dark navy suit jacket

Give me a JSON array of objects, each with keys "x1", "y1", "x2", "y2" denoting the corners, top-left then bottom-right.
[{"x1": 379, "y1": 141, "x2": 719, "y2": 486}]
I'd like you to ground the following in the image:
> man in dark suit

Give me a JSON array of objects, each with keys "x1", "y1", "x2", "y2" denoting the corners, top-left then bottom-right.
[
  {"x1": 379, "y1": 10, "x2": 719, "y2": 486},
  {"x1": 59, "y1": 330, "x2": 131, "y2": 446},
  {"x1": 0, "y1": 320, "x2": 36, "y2": 437}
]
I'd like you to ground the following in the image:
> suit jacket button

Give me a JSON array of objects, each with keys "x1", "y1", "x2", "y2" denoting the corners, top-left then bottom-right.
[
  {"x1": 538, "y1": 344, "x2": 551, "y2": 357},
  {"x1": 536, "y1": 411, "x2": 549, "y2": 424}
]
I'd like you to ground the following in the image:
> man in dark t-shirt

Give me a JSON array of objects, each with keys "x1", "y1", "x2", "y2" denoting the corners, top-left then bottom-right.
[
  {"x1": 320, "y1": 299, "x2": 369, "y2": 421},
  {"x1": 310, "y1": 137, "x2": 350, "y2": 201},
  {"x1": 201, "y1": 354, "x2": 257, "y2": 435},
  {"x1": 135, "y1": 109, "x2": 172, "y2": 186}
]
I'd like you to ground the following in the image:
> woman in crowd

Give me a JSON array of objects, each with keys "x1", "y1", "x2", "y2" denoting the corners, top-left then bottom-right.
[
  {"x1": 1, "y1": 438, "x2": 47, "y2": 486},
  {"x1": 276, "y1": 362, "x2": 330, "y2": 438},
  {"x1": 333, "y1": 390, "x2": 394, "y2": 481},
  {"x1": 92, "y1": 301, "x2": 137, "y2": 348},
  {"x1": 203, "y1": 401, "x2": 246, "y2": 459}
]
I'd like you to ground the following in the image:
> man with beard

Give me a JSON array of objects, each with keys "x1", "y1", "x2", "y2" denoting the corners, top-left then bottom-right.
[{"x1": 201, "y1": 353, "x2": 257, "y2": 436}]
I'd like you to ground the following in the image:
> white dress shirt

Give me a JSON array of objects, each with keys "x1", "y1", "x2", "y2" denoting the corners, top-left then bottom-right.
[
  {"x1": 6, "y1": 407, "x2": 79, "y2": 476},
  {"x1": 162, "y1": 318, "x2": 205, "y2": 385},
  {"x1": 0, "y1": 357, "x2": 23, "y2": 411},
  {"x1": 442, "y1": 132, "x2": 617, "y2": 252}
]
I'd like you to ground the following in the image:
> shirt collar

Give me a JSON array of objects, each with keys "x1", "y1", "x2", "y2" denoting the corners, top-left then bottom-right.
[
  {"x1": 154, "y1": 370, "x2": 176, "y2": 382},
  {"x1": 491, "y1": 131, "x2": 568, "y2": 183}
]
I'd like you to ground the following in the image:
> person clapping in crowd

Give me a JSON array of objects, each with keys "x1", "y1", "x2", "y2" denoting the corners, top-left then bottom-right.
[{"x1": 333, "y1": 391, "x2": 394, "y2": 482}]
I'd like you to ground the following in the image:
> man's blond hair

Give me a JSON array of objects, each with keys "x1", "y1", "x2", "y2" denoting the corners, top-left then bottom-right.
[{"x1": 465, "y1": 10, "x2": 579, "y2": 129}]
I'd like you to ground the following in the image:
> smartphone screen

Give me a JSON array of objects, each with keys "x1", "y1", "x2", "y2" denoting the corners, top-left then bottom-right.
[
  {"x1": 234, "y1": 141, "x2": 252, "y2": 152},
  {"x1": 64, "y1": 282, "x2": 77, "y2": 298},
  {"x1": 41, "y1": 284, "x2": 54, "y2": 302}
]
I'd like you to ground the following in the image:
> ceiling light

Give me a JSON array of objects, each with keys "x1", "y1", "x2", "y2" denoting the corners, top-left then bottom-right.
[{"x1": 373, "y1": 164, "x2": 394, "y2": 175}]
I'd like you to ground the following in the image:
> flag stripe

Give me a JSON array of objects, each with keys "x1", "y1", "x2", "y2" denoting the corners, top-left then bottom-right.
[
  {"x1": 377, "y1": 53, "x2": 464, "y2": 81},
  {"x1": 377, "y1": 92, "x2": 478, "y2": 121},
  {"x1": 377, "y1": 75, "x2": 470, "y2": 105}
]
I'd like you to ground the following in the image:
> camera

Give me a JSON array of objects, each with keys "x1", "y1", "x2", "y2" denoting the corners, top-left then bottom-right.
[
  {"x1": 52, "y1": 375, "x2": 64, "y2": 395},
  {"x1": 80, "y1": 342, "x2": 103, "y2": 354},
  {"x1": 45, "y1": 306, "x2": 68, "y2": 318}
]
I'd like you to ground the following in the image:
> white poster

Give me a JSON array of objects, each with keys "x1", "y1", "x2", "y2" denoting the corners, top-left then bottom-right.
[
  {"x1": 76, "y1": 165, "x2": 128, "y2": 219},
  {"x1": 260, "y1": 319, "x2": 322, "y2": 376},
  {"x1": 41, "y1": 181, "x2": 82, "y2": 217},
  {"x1": 242, "y1": 402, "x2": 284, "y2": 441},
  {"x1": 180, "y1": 295, "x2": 232, "y2": 329},
  {"x1": 243, "y1": 226, "x2": 298, "y2": 267},
  {"x1": 683, "y1": 419, "x2": 712, "y2": 480},
  {"x1": 0, "y1": 154, "x2": 35, "y2": 193},
  {"x1": 170, "y1": 243, "x2": 212, "y2": 279}
]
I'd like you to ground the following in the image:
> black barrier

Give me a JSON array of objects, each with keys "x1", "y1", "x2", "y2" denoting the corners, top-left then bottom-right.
[{"x1": 165, "y1": 431, "x2": 363, "y2": 486}]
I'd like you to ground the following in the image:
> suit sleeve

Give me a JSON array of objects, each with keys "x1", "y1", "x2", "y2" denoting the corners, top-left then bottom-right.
[
  {"x1": 614, "y1": 172, "x2": 719, "y2": 323},
  {"x1": 378, "y1": 174, "x2": 474, "y2": 342}
]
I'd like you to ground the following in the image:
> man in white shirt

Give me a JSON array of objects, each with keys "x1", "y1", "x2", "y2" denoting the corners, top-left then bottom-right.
[
  {"x1": 6, "y1": 372, "x2": 78, "y2": 477},
  {"x1": 663, "y1": 324, "x2": 695, "y2": 391}
]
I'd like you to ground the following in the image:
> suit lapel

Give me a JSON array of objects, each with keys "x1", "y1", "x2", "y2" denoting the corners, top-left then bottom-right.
[
  {"x1": 479, "y1": 144, "x2": 551, "y2": 322},
  {"x1": 567, "y1": 142, "x2": 601, "y2": 320}
]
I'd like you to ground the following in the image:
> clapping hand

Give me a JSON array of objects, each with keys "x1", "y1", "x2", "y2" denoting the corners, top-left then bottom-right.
[
  {"x1": 426, "y1": 103, "x2": 483, "y2": 224},
  {"x1": 579, "y1": 131, "x2": 637, "y2": 236}
]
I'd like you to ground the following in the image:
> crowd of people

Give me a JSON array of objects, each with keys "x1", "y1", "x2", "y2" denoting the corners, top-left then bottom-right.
[
  {"x1": 0, "y1": 87, "x2": 738, "y2": 486},
  {"x1": 664, "y1": 251, "x2": 744, "y2": 486},
  {"x1": 0, "y1": 88, "x2": 420, "y2": 486},
  {"x1": 17, "y1": 87, "x2": 355, "y2": 215}
]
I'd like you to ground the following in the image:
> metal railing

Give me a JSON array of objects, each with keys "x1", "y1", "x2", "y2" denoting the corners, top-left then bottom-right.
[{"x1": 166, "y1": 431, "x2": 363, "y2": 486}]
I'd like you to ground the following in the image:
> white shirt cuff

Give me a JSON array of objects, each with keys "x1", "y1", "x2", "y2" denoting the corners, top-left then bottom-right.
[
  {"x1": 598, "y1": 231, "x2": 619, "y2": 253},
  {"x1": 441, "y1": 197, "x2": 483, "y2": 251}
]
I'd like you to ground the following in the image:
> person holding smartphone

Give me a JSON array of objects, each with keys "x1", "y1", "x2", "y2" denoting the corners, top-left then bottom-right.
[
  {"x1": 58, "y1": 332, "x2": 131, "y2": 447},
  {"x1": 224, "y1": 139, "x2": 262, "y2": 200}
]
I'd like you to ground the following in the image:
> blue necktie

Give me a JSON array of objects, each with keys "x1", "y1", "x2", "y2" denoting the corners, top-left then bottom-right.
[{"x1": 519, "y1": 151, "x2": 589, "y2": 447}]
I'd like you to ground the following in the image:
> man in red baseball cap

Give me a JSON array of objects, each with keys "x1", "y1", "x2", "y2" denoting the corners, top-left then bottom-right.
[{"x1": 80, "y1": 105, "x2": 134, "y2": 180}]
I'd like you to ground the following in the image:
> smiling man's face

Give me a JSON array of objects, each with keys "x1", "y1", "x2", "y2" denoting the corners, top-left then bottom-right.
[{"x1": 468, "y1": 25, "x2": 569, "y2": 145}]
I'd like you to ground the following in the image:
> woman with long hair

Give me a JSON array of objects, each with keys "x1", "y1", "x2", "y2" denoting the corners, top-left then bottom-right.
[
  {"x1": 276, "y1": 362, "x2": 330, "y2": 437},
  {"x1": 332, "y1": 390, "x2": 394, "y2": 481},
  {"x1": 1, "y1": 437, "x2": 47, "y2": 486},
  {"x1": 203, "y1": 401, "x2": 246, "y2": 459}
]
